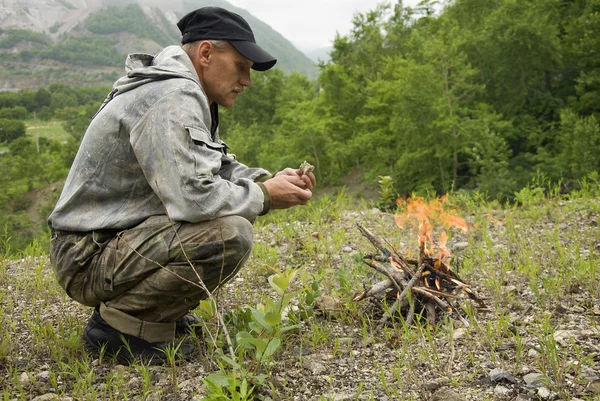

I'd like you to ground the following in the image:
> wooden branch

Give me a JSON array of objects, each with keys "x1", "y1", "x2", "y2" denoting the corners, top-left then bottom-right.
[
  {"x1": 416, "y1": 286, "x2": 460, "y2": 299},
  {"x1": 405, "y1": 298, "x2": 416, "y2": 327},
  {"x1": 379, "y1": 294, "x2": 409, "y2": 326},
  {"x1": 357, "y1": 223, "x2": 391, "y2": 257},
  {"x1": 383, "y1": 238, "x2": 414, "y2": 274},
  {"x1": 447, "y1": 299, "x2": 471, "y2": 328},
  {"x1": 396, "y1": 263, "x2": 425, "y2": 309},
  {"x1": 362, "y1": 259, "x2": 405, "y2": 295},
  {"x1": 353, "y1": 278, "x2": 394, "y2": 301},
  {"x1": 412, "y1": 287, "x2": 451, "y2": 310},
  {"x1": 426, "y1": 302, "x2": 436, "y2": 326}
]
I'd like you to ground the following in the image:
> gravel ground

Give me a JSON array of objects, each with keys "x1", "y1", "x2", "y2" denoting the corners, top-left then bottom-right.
[{"x1": 1, "y1": 198, "x2": 599, "y2": 400}]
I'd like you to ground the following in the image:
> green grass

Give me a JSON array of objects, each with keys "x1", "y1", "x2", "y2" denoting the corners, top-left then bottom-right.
[
  {"x1": 25, "y1": 119, "x2": 70, "y2": 142},
  {"x1": 1, "y1": 187, "x2": 600, "y2": 400}
]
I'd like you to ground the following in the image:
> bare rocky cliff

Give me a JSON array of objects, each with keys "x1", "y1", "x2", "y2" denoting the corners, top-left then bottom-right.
[{"x1": 0, "y1": 0, "x2": 104, "y2": 38}]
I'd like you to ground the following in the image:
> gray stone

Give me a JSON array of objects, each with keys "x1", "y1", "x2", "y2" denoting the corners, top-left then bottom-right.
[
  {"x1": 423, "y1": 380, "x2": 443, "y2": 391},
  {"x1": 302, "y1": 358, "x2": 327, "y2": 375},
  {"x1": 490, "y1": 368, "x2": 515, "y2": 383},
  {"x1": 537, "y1": 386, "x2": 554, "y2": 399},
  {"x1": 332, "y1": 392, "x2": 357, "y2": 401},
  {"x1": 31, "y1": 395, "x2": 58, "y2": 401},
  {"x1": 430, "y1": 388, "x2": 467, "y2": 401},
  {"x1": 128, "y1": 377, "x2": 141, "y2": 390},
  {"x1": 452, "y1": 242, "x2": 469, "y2": 251},
  {"x1": 494, "y1": 385, "x2": 511, "y2": 395},
  {"x1": 18, "y1": 372, "x2": 30, "y2": 386},
  {"x1": 453, "y1": 328, "x2": 467, "y2": 340},
  {"x1": 587, "y1": 379, "x2": 600, "y2": 394},
  {"x1": 342, "y1": 246, "x2": 353, "y2": 253},
  {"x1": 523, "y1": 372, "x2": 545, "y2": 388},
  {"x1": 36, "y1": 371, "x2": 51, "y2": 381},
  {"x1": 314, "y1": 295, "x2": 341, "y2": 313},
  {"x1": 270, "y1": 375, "x2": 286, "y2": 390}
]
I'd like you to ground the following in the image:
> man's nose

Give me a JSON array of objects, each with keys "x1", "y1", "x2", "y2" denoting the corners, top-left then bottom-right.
[{"x1": 240, "y1": 71, "x2": 251, "y2": 87}]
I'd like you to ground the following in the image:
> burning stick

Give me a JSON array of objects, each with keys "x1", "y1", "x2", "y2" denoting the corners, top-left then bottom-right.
[{"x1": 353, "y1": 196, "x2": 487, "y2": 328}]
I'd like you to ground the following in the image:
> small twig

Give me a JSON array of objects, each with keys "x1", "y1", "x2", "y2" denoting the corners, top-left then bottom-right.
[
  {"x1": 154, "y1": 179, "x2": 236, "y2": 358},
  {"x1": 380, "y1": 263, "x2": 425, "y2": 325},
  {"x1": 115, "y1": 234, "x2": 219, "y2": 347},
  {"x1": 446, "y1": 330, "x2": 456, "y2": 377},
  {"x1": 446, "y1": 299, "x2": 471, "y2": 328},
  {"x1": 396, "y1": 263, "x2": 425, "y2": 308},
  {"x1": 405, "y1": 297, "x2": 416, "y2": 327},
  {"x1": 383, "y1": 238, "x2": 415, "y2": 275},
  {"x1": 418, "y1": 241, "x2": 425, "y2": 267},
  {"x1": 362, "y1": 259, "x2": 405, "y2": 295},
  {"x1": 425, "y1": 302, "x2": 436, "y2": 326},
  {"x1": 357, "y1": 224, "x2": 391, "y2": 258},
  {"x1": 416, "y1": 286, "x2": 460, "y2": 299},
  {"x1": 353, "y1": 278, "x2": 394, "y2": 301},
  {"x1": 412, "y1": 287, "x2": 451, "y2": 310}
]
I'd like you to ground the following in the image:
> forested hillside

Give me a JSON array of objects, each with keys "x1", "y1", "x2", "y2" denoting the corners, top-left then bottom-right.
[{"x1": 1, "y1": 0, "x2": 599, "y2": 253}]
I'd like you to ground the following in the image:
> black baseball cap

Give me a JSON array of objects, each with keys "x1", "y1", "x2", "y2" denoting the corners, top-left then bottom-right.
[{"x1": 177, "y1": 7, "x2": 277, "y2": 71}]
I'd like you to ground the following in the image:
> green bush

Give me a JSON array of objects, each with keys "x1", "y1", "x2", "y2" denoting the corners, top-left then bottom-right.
[
  {"x1": 0, "y1": 29, "x2": 48, "y2": 48},
  {"x1": 0, "y1": 106, "x2": 28, "y2": 120},
  {"x1": 0, "y1": 119, "x2": 26, "y2": 143}
]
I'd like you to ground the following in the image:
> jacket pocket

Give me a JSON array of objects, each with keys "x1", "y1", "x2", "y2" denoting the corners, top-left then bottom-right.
[
  {"x1": 185, "y1": 127, "x2": 229, "y2": 179},
  {"x1": 185, "y1": 126, "x2": 229, "y2": 154}
]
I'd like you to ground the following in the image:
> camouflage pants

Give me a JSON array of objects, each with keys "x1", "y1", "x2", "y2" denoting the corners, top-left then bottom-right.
[{"x1": 49, "y1": 215, "x2": 253, "y2": 342}]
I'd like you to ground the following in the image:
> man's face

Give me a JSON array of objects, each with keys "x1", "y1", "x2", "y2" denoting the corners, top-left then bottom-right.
[{"x1": 202, "y1": 43, "x2": 253, "y2": 108}]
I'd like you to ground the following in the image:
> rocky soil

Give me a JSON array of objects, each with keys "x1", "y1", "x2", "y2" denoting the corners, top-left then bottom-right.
[{"x1": 1, "y1": 198, "x2": 599, "y2": 400}]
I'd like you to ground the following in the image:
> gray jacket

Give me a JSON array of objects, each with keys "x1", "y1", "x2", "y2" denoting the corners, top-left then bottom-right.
[{"x1": 48, "y1": 46, "x2": 270, "y2": 232}]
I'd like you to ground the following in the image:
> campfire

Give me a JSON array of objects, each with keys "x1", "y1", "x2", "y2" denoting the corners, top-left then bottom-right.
[{"x1": 354, "y1": 196, "x2": 488, "y2": 327}]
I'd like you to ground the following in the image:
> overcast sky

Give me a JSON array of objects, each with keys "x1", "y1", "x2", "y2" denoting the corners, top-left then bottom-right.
[{"x1": 226, "y1": 0, "x2": 419, "y2": 51}]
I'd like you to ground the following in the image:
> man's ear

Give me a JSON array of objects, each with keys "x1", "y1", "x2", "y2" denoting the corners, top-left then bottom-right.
[{"x1": 196, "y1": 41, "x2": 212, "y2": 68}]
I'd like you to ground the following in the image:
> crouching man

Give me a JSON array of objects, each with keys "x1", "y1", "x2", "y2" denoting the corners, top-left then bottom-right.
[{"x1": 47, "y1": 6, "x2": 315, "y2": 364}]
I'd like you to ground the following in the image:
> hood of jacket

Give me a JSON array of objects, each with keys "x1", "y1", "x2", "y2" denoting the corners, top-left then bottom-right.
[
  {"x1": 117, "y1": 45, "x2": 201, "y2": 93},
  {"x1": 94, "y1": 46, "x2": 203, "y2": 115}
]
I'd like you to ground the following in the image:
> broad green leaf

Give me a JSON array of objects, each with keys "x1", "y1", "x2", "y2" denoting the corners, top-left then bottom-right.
[
  {"x1": 263, "y1": 337, "x2": 281, "y2": 359},
  {"x1": 286, "y1": 268, "x2": 299, "y2": 283},
  {"x1": 264, "y1": 310, "x2": 282, "y2": 326},
  {"x1": 268, "y1": 274, "x2": 289, "y2": 295},
  {"x1": 242, "y1": 337, "x2": 268, "y2": 353},
  {"x1": 204, "y1": 372, "x2": 230, "y2": 388},
  {"x1": 251, "y1": 309, "x2": 272, "y2": 330},
  {"x1": 280, "y1": 324, "x2": 300, "y2": 334},
  {"x1": 218, "y1": 355, "x2": 241, "y2": 369},
  {"x1": 236, "y1": 331, "x2": 255, "y2": 350},
  {"x1": 282, "y1": 290, "x2": 302, "y2": 306},
  {"x1": 240, "y1": 378, "x2": 248, "y2": 396},
  {"x1": 248, "y1": 321, "x2": 262, "y2": 333}
]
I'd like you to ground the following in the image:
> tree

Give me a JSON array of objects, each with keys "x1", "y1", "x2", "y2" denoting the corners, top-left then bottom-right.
[
  {"x1": 0, "y1": 119, "x2": 26, "y2": 143},
  {"x1": 0, "y1": 106, "x2": 28, "y2": 120}
]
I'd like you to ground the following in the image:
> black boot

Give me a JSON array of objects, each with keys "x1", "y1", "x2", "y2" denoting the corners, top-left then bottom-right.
[
  {"x1": 175, "y1": 313, "x2": 202, "y2": 336},
  {"x1": 83, "y1": 307, "x2": 195, "y2": 365}
]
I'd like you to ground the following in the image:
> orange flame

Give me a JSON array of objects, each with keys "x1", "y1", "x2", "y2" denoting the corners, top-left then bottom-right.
[{"x1": 395, "y1": 196, "x2": 468, "y2": 271}]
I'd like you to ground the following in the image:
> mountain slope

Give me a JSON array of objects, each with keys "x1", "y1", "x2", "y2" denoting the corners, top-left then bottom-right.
[{"x1": 0, "y1": 0, "x2": 317, "y2": 90}]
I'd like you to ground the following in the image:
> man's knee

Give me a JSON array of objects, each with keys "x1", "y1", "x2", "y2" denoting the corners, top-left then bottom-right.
[{"x1": 220, "y1": 215, "x2": 254, "y2": 259}]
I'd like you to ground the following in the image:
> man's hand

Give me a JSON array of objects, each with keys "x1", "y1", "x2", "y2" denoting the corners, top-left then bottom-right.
[
  {"x1": 263, "y1": 174, "x2": 313, "y2": 209},
  {"x1": 275, "y1": 167, "x2": 317, "y2": 190}
]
